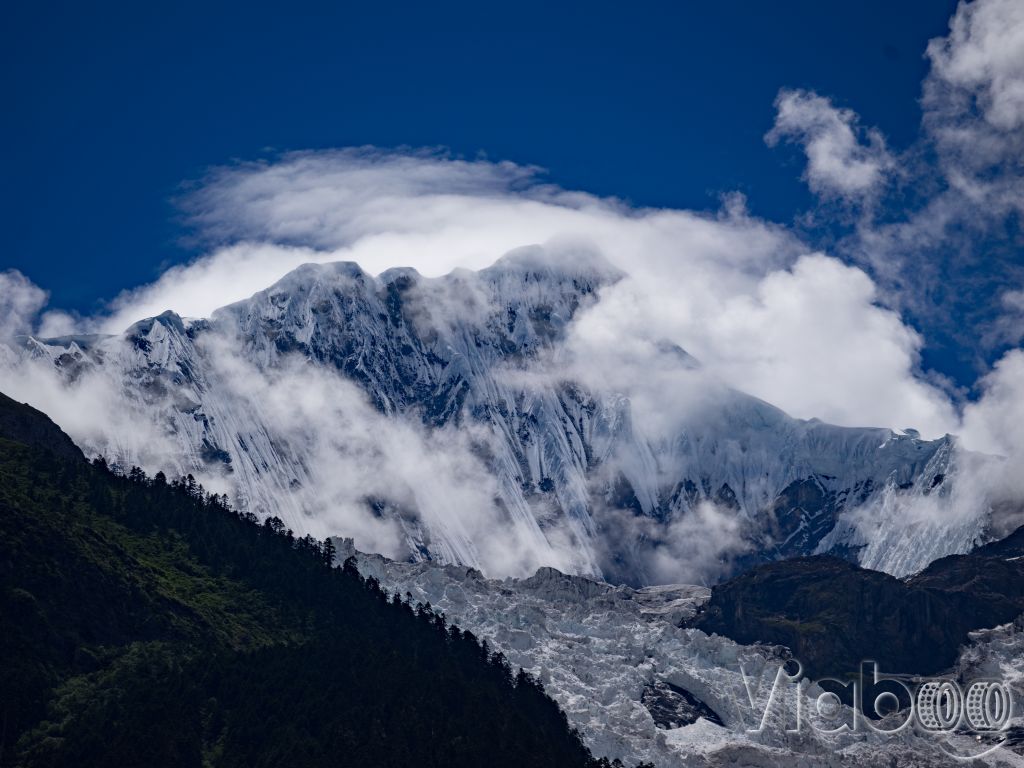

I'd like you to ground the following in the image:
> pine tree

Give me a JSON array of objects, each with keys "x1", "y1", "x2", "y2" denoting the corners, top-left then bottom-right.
[{"x1": 322, "y1": 537, "x2": 337, "y2": 567}]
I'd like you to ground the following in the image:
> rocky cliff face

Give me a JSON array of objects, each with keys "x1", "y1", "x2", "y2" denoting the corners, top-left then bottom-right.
[
  {"x1": 12, "y1": 252, "x2": 990, "y2": 583},
  {"x1": 692, "y1": 529, "x2": 1024, "y2": 681}
]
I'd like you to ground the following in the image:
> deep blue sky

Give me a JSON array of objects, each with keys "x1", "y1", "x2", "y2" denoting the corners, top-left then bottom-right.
[{"x1": 3, "y1": 0, "x2": 958, "y2": 316}]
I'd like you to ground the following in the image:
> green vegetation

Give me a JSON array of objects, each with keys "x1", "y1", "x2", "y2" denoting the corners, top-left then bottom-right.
[{"x1": 0, "y1": 394, "x2": 637, "y2": 768}]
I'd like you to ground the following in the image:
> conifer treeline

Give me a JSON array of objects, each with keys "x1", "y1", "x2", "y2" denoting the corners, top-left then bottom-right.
[{"x1": 1, "y1": 431, "x2": 650, "y2": 767}]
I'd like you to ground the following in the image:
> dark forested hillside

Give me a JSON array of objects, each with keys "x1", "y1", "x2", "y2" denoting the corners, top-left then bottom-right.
[{"x1": 0, "y1": 393, "x2": 627, "y2": 768}]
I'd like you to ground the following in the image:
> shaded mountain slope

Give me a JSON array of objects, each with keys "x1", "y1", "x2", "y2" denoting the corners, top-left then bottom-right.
[
  {"x1": 0, "y1": 393, "x2": 619, "y2": 768},
  {"x1": 0, "y1": 392, "x2": 82, "y2": 462},
  {"x1": 692, "y1": 525, "x2": 1024, "y2": 679}
]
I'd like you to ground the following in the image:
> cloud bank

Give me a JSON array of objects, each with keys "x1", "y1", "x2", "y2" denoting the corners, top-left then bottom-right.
[{"x1": 50, "y1": 148, "x2": 952, "y2": 440}]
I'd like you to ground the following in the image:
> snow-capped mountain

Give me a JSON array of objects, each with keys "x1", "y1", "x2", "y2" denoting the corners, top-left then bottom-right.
[{"x1": 12, "y1": 251, "x2": 992, "y2": 583}]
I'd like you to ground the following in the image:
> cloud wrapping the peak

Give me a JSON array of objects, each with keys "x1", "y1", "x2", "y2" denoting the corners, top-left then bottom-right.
[
  {"x1": 26, "y1": 145, "x2": 957, "y2": 441},
  {"x1": 183, "y1": 149, "x2": 545, "y2": 249}
]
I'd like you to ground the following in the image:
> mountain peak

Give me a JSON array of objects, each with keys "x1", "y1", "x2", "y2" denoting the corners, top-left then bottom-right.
[
  {"x1": 484, "y1": 244, "x2": 624, "y2": 284},
  {"x1": 125, "y1": 309, "x2": 187, "y2": 338}
]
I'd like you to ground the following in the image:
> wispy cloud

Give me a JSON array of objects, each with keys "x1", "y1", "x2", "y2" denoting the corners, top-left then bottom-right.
[
  {"x1": 766, "y1": 0, "x2": 1024, "y2": 382},
  {"x1": 924, "y1": 0, "x2": 1024, "y2": 183},
  {"x1": 0, "y1": 270, "x2": 48, "y2": 342},
  {"x1": 766, "y1": 89, "x2": 895, "y2": 202}
]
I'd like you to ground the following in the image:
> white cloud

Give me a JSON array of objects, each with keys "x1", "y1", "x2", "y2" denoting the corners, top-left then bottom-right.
[
  {"x1": 6, "y1": 143, "x2": 993, "y2": 586},
  {"x1": 36, "y1": 310, "x2": 79, "y2": 339},
  {"x1": 766, "y1": 89, "x2": 894, "y2": 201},
  {"x1": 560, "y1": 247, "x2": 957, "y2": 436},
  {"x1": 926, "y1": 0, "x2": 1024, "y2": 133},
  {"x1": 957, "y1": 348, "x2": 1024, "y2": 536},
  {"x1": 698, "y1": 255, "x2": 958, "y2": 434},
  {"x1": 922, "y1": 0, "x2": 1024, "y2": 215},
  {"x1": 0, "y1": 270, "x2": 48, "y2": 341},
  {"x1": 103, "y1": 243, "x2": 325, "y2": 332},
  {"x1": 987, "y1": 288, "x2": 1024, "y2": 347},
  {"x1": 182, "y1": 148, "x2": 543, "y2": 249},
  {"x1": 961, "y1": 348, "x2": 1024, "y2": 460},
  {"x1": 1003, "y1": 288, "x2": 1024, "y2": 313}
]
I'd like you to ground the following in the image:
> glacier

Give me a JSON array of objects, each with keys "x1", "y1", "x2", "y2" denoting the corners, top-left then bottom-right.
[
  {"x1": 350, "y1": 545, "x2": 1024, "y2": 767},
  {"x1": 4, "y1": 250, "x2": 996, "y2": 583}
]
